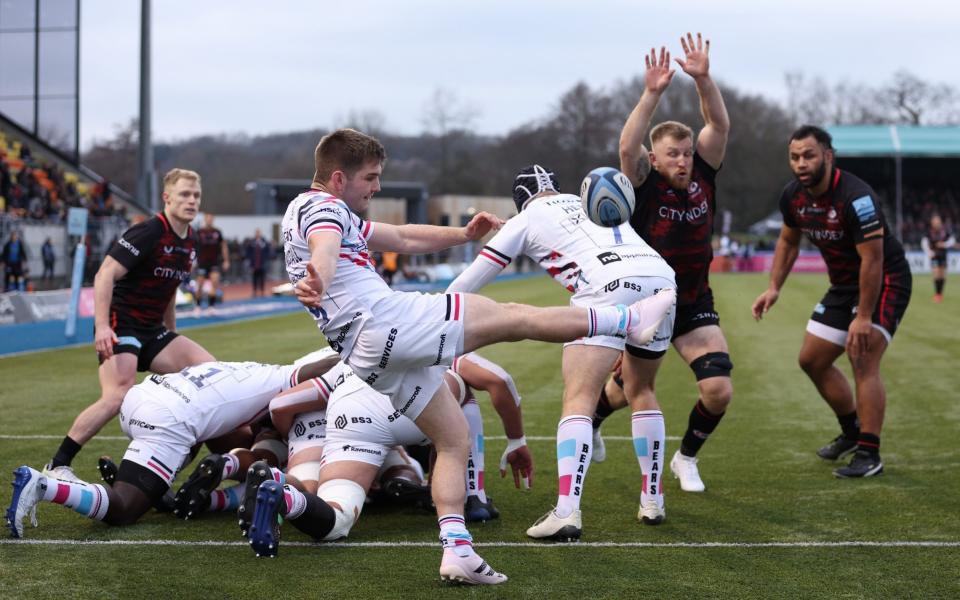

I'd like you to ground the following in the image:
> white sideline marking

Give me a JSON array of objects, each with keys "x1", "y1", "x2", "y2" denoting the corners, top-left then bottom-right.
[
  {"x1": 2, "y1": 539, "x2": 958, "y2": 549},
  {"x1": 0, "y1": 435, "x2": 681, "y2": 442}
]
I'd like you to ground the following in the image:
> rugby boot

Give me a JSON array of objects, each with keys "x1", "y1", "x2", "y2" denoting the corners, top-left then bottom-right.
[
  {"x1": 670, "y1": 450, "x2": 706, "y2": 492},
  {"x1": 439, "y1": 549, "x2": 508, "y2": 585},
  {"x1": 526, "y1": 508, "x2": 582, "y2": 542},
  {"x1": 816, "y1": 434, "x2": 858, "y2": 461},
  {"x1": 6, "y1": 466, "x2": 44, "y2": 538},
  {"x1": 626, "y1": 287, "x2": 677, "y2": 347},
  {"x1": 464, "y1": 495, "x2": 500, "y2": 523},
  {"x1": 173, "y1": 453, "x2": 226, "y2": 520},
  {"x1": 249, "y1": 480, "x2": 285, "y2": 558},
  {"x1": 834, "y1": 450, "x2": 884, "y2": 478},
  {"x1": 238, "y1": 460, "x2": 273, "y2": 537},
  {"x1": 638, "y1": 500, "x2": 665, "y2": 525}
]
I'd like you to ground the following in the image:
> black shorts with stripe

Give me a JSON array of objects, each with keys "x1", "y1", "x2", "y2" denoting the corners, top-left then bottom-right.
[
  {"x1": 96, "y1": 322, "x2": 179, "y2": 372},
  {"x1": 810, "y1": 271, "x2": 912, "y2": 339},
  {"x1": 673, "y1": 288, "x2": 720, "y2": 339}
]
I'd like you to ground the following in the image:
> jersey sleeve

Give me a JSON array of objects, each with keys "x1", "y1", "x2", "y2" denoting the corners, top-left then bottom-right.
[
  {"x1": 300, "y1": 199, "x2": 351, "y2": 241},
  {"x1": 778, "y1": 185, "x2": 798, "y2": 228},
  {"x1": 107, "y1": 219, "x2": 161, "y2": 270},
  {"x1": 693, "y1": 152, "x2": 719, "y2": 182},
  {"x1": 844, "y1": 191, "x2": 884, "y2": 243},
  {"x1": 478, "y1": 214, "x2": 527, "y2": 269}
]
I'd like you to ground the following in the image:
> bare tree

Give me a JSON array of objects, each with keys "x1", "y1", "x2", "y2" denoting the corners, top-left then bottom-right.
[{"x1": 420, "y1": 88, "x2": 479, "y2": 193}]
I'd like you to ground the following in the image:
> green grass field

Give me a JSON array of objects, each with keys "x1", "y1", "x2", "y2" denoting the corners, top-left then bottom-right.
[{"x1": 1, "y1": 273, "x2": 958, "y2": 599}]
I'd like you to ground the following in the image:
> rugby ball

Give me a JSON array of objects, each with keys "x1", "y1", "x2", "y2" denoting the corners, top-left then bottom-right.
[{"x1": 580, "y1": 167, "x2": 635, "y2": 227}]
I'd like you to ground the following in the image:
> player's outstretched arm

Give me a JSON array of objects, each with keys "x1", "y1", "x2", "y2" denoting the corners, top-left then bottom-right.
[
  {"x1": 368, "y1": 212, "x2": 504, "y2": 254},
  {"x1": 293, "y1": 232, "x2": 341, "y2": 308},
  {"x1": 92, "y1": 256, "x2": 128, "y2": 359},
  {"x1": 620, "y1": 46, "x2": 674, "y2": 187},
  {"x1": 458, "y1": 356, "x2": 532, "y2": 489},
  {"x1": 676, "y1": 32, "x2": 729, "y2": 169},
  {"x1": 752, "y1": 225, "x2": 802, "y2": 321}
]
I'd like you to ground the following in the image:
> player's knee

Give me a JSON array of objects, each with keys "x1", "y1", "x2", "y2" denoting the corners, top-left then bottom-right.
[
  {"x1": 317, "y1": 479, "x2": 366, "y2": 541},
  {"x1": 798, "y1": 352, "x2": 824, "y2": 375},
  {"x1": 700, "y1": 377, "x2": 733, "y2": 410},
  {"x1": 690, "y1": 352, "x2": 733, "y2": 381}
]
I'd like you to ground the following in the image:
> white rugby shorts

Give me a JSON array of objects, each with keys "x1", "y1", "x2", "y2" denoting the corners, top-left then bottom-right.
[{"x1": 118, "y1": 386, "x2": 195, "y2": 487}]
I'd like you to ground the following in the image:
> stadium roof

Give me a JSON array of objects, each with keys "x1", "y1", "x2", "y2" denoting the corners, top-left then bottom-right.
[{"x1": 827, "y1": 125, "x2": 960, "y2": 158}]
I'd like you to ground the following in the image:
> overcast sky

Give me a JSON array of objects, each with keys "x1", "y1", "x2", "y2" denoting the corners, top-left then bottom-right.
[{"x1": 79, "y1": 0, "x2": 960, "y2": 149}]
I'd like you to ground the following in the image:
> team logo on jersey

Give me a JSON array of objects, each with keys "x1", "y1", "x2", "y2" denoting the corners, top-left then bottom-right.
[
  {"x1": 597, "y1": 251, "x2": 622, "y2": 265},
  {"x1": 294, "y1": 421, "x2": 306, "y2": 438},
  {"x1": 334, "y1": 414, "x2": 347, "y2": 429},
  {"x1": 852, "y1": 196, "x2": 876, "y2": 223},
  {"x1": 164, "y1": 245, "x2": 174, "y2": 254},
  {"x1": 688, "y1": 182, "x2": 700, "y2": 194},
  {"x1": 827, "y1": 208, "x2": 838, "y2": 221}
]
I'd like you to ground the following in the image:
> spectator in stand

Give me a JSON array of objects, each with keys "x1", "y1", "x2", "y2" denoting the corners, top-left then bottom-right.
[
  {"x1": 41, "y1": 237, "x2": 55, "y2": 281},
  {"x1": 381, "y1": 250, "x2": 399, "y2": 285},
  {"x1": 2, "y1": 230, "x2": 29, "y2": 291},
  {"x1": 245, "y1": 228, "x2": 272, "y2": 297}
]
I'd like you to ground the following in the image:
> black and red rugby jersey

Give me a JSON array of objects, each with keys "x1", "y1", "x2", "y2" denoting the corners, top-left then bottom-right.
[
  {"x1": 196, "y1": 226, "x2": 224, "y2": 266},
  {"x1": 927, "y1": 224, "x2": 952, "y2": 261},
  {"x1": 779, "y1": 168, "x2": 908, "y2": 290},
  {"x1": 630, "y1": 152, "x2": 718, "y2": 306},
  {"x1": 107, "y1": 212, "x2": 196, "y2": 328}
]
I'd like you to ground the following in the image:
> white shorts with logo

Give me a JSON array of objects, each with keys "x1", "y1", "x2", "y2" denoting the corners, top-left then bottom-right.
[
  {"x1": 566, "y1": 275, "x2": 676, "y2": 353},
  {"x1": 345, "y1": 292, "x2": 466, "y2": 420},
  {"x1": 288, "y1": 410, "x2": 327, "y2": 461},
  {"x1": 119, "y1": 387, "x2": 196, "y2": 487},
  {"x1": 320, "y1": 373, "x2": 429, "y2": 469}
]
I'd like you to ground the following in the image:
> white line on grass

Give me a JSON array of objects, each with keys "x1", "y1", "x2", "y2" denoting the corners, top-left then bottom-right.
[
  {"x1": 2, "y1": 539, "x2": 958, "y2": 549},
  {"x1": 0, "y1": 435, "x2": 681, "y2": 442}
]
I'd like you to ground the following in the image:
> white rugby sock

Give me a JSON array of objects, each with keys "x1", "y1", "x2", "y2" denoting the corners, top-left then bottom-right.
[
  {"x1": 283, "y1": 485, "x2": 307, "y2": 519},
  {"x1": 631, "y1": 410, "x2": 665, "y2": 508},
  {"x1": 462, "y1": 399, "x2": 487, "y2": 503},
  {"x1": 438, "y1": 514, "x2": 474, "y2": 557},
  {"x1": 209, "y1": 483, "x2": 243, "y2": 511},
  {"x1": 555, "y1": 415, "x2": 592, "y2": 518},
  {"x1": 588, "y1": 305, "x2": 630, "y2": 337},
  {"x1": 41, "y1": 477, "x2": 110, "y2": 521},
  {"x1": 221, "y1": 454, "x2": 241, "y2": 480}
]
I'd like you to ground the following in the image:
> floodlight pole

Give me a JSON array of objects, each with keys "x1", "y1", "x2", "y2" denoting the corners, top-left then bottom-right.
[{"x1": 137, "y1": 0, "x2": 157, "y2": 212}]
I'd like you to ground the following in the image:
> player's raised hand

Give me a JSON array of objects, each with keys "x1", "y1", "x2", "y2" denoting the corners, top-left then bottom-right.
[
  {"x1": 500, "y1": 442, "x2": 534, "y2": 489},
  {"x1": 645, "y1": 46, "x2": 675, "y2": 93},
  {"x1": 751, "y1": 288, "x2": 779, "y2": 321},
  {"x1": 294, "y1": 263, "x2": 324, "y2": 308},
  {"x1": 676, "y1": 32, "x2": 710, "y2": 79},
  {"x1": 94, "y1": 324, "x2": 119, "y2": 358},
  {"x1": 463, "y1": 211, "x2": 504, "y2": 241}
]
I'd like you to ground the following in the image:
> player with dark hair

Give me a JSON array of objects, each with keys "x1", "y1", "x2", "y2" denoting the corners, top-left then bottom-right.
[
  {"x1": 44, "y1": 169, "x2": 216, "y2": 483},
  {"x1": 449, "y1": 164, "x2": 676, "y2": 536},
  {"x1": 287, "y1": 128, "x2": 674, "y2": 584},
  {"x1": 194, "y1": 213, "x2": 230, "y2": 307},
  {"x1": 6, "y1": 357, "x2": 337, "y2": 537},
  {"x1": 922, "y1": 214, "x2": 954, "y2": 303},
  {"x1": 752, "y1": 125, "x2": 912, "y2": 478},
  {"x1": 615, "y1": 33, "x2": 732, "y2": 493}
]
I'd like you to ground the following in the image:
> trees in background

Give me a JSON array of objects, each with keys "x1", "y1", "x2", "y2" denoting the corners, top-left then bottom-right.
[{"x1": 82, "y1": 71, "x2": 957, "y2": 230}]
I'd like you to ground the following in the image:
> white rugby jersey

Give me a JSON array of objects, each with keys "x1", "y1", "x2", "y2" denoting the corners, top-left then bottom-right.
[
  {"x1": 281, "y1": 190, "x2": 393, "y2": 356},
  {"x1": 140, "y1": 361, "x2": 297, "y2": 442},
  {"x1": 454, "y1": 193, "x2": 673, "y2": 294}
]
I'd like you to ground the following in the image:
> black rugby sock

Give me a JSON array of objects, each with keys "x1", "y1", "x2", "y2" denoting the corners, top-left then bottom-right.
[
  {"x1": 837, "y1": 410, "x2": 860, "y2": 440},
  {"x1": 680, "y1": 400, "x2": 724, "y2": 457},
  {"x1": 935, "y1": 278, "x2": 945, "y2": 295},
  {"x1": 51, "y1": 436, "x2": 83, "y2": 468},
  {"x1": 592, "y1": 388, "x2": 616, "y2": 429},
  {"x1": 288, "y1": 493, "x2": 337, "y2": 540},
  {"x1": 857, "y1": 433, "x2": 881, "y2": 457}
]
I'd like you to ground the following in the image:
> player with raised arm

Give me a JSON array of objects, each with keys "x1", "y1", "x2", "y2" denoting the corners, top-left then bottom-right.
[
  {"x1": 285, "y1": 129, "x2": 674, "y2": 584},
  {"x1": 752, "y1": 125, "x2": 912, "y2": 478},
  {"x1": 616, "y1": 34, "x2": 732, "y2": 493},
  {"x1": 44, "y1": 169, "x2": 216, "y2": 482},
  {"x1": 6, "y1": 356, "x2": 338, "y2": 538},
  {"x1": 448, "y1": 164, "x2": 676, "y2": 537}
]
